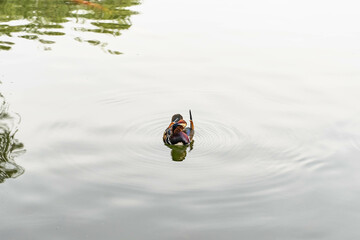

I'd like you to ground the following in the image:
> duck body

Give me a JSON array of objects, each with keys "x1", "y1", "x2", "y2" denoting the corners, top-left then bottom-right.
[
  {"x1": 163, "y1": 110, "x2": 194, "y2": 145},
  {"x1": 166, "y1": 131, "x2": 190, "y2": 145}
]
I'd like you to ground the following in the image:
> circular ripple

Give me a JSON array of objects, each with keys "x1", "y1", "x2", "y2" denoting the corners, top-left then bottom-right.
[
  {"x1": 118, "y1": 111, "x2": 253, "y2": 169},
  {"x1": 36, "y1": 89, "x2": 313, "y2": 197}
]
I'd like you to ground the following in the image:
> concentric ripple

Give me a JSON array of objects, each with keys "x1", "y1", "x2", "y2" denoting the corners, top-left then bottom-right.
[
  {"x1": 35, "y1": 89, "x2": 323, "y2": 196},
  {"x1": 119, "y1": 114, "x2": 251, "y2": 168}
]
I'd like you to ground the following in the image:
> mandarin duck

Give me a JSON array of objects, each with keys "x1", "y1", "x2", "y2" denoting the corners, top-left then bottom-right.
[{"x1": 163, "y1": 110, "x2": 194, "y2": 145}]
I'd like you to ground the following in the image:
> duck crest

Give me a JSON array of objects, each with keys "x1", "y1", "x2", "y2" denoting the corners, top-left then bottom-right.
[{"x1": 163, "y1": 110, "x2": 194, "y2": 145}]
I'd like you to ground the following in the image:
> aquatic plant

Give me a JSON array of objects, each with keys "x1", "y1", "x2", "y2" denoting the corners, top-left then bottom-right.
[
  {"x1": 0, "y1": 93, "x2": 25, "y2": 183},
  {"x1": 0, "y1": 0, "x2": 140, "y2": 53}
]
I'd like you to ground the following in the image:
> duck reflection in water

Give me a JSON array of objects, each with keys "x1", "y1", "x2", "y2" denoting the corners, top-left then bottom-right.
[
  {"x1": 166, "y1": 141, "x2": 194, "y2": 161},
  {"x1": 163, "y1": 110, "x2": 194, "y2": 161},
  {"x1": 0, "y1": 94, "x2": 25, "y2": 183}
]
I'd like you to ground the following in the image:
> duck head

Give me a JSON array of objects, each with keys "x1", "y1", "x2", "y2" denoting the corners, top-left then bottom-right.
[{"x1": 171, "y1": 114, "x2": 183, "y2": 122}]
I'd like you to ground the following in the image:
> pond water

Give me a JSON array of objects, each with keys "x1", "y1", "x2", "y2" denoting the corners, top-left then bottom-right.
[{"x1": 1, "y1": 0, "x2": 360, "y2": 239}]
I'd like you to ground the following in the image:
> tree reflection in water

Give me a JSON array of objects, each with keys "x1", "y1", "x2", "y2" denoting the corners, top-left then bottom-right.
[
  {"x1": 0, "y1": 93, "x2": 25, "y2": 183},
  {"x1": 0, "y1": 0, "x2": 140, "y2": 53}
]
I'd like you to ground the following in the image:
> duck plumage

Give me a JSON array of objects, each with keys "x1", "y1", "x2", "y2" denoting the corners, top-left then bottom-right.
[{"x1": 163, "y1": 110, "x2": 194, "y2": 145}]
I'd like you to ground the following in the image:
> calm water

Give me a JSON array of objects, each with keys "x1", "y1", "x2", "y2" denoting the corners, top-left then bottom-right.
[{"x1": 1, "y1": 0, "x2": 360, "y2": 239}]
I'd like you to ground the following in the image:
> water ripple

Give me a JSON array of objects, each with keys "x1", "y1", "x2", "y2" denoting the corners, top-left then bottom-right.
[
  {"x1": 37, "y1": 89, "x2": 327, "y2": 197},
  {"x1": 119, "y1": 114, "x2": 250, "y2": 168},
  {"x1": 343, "y1": 114, "x2": 360, "y2": 152}
]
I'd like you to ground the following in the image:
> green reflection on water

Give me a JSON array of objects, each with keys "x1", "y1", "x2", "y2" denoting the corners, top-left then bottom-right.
[
  {"x1": 0, "y1": 93, "x2": 25, "y2": 184},
  {"x1": 0, "y1": 0, "x2": 140, "y2": 53},
  {"x1": 166, "y1": 141, "x2": 194, "y2": 162}
]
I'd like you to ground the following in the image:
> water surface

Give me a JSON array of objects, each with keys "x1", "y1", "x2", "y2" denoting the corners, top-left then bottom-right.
[{"x1": 1, "y1": 0, "x2": 360, "y2": 239}]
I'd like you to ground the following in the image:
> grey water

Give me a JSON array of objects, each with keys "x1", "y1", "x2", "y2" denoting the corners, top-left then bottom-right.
[{"x1": 1, "y1": 0, "x2": 360, "y2": 239}]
